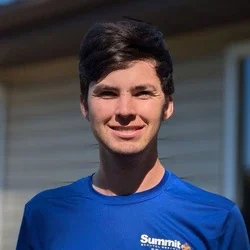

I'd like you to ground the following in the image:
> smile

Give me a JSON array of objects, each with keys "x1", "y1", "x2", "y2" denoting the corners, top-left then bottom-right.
[
  {"x1": 109, "y1": 126, "x2": 144, "y2": 138},
  {"x1": 110, "y1": 126, "x2": 144, "y2": 131}
]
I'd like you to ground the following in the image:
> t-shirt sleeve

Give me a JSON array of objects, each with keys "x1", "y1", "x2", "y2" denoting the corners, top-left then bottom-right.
[
  {"x1": 16, "y1": 205, "x2": 33, "y2": 250},
  {"x1": 219, "y1": 204, "x2": 250, "y2": 249}
]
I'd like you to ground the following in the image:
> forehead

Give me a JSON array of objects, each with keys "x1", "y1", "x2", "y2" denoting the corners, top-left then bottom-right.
[{"x1": 90, "y1": 60, "x2": 160, "y2": 89}]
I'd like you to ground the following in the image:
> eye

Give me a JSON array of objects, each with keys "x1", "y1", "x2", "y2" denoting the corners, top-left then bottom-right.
[
  {"x1": 99, "y1": 91, "x2": 117, "y2": 99},
  {"x1": 135, "y1": 91, "x2": 152, "y2": 98}
]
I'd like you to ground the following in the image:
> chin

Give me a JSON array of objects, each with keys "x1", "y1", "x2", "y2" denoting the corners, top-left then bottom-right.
[{"x1": 104, "y1": 144, "x2": 146, "y2": 156}]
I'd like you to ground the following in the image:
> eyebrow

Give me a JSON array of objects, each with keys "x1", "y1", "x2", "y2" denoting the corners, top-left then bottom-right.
[
  {"x1": 133, "y1": 84, "x2": 157, "y2": 91},
  {"x1": 93, "y1": 83, "x2": 157, "y2": 92},
  {"x1": 92, "y1": 84, "x2": 119, "y2": 92}
]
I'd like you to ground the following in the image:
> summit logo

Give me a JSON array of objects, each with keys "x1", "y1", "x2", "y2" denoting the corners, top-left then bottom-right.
[{"x1": 140, "y1": 234, "x2": 191, "y2": 250}]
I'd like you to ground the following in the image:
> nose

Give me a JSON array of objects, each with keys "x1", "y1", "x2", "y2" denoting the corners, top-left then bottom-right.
[{"x1": 115, "y1": 94, "x2": 136, "y2": 118}]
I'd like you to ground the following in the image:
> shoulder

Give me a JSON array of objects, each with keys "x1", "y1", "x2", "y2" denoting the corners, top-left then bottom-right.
[
  {"x1": 164, "y1": 172, "x2": 249, "y2": 243},
  {"x1": 165, "y1": 171, "x2": 235, "y2": 211},
  {"x1": 25, "y1": 175, "x2": 91, "y2": 212}
]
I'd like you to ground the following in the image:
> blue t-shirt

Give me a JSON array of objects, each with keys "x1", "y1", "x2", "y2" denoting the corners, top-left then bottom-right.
[{"x1": 16, "y1": 170, "x2": 249, "y2": 250}]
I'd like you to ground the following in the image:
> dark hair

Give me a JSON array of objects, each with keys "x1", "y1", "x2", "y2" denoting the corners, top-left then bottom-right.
[{"x1": 79, "y1": 20, "x2": 174, "y2": 101}]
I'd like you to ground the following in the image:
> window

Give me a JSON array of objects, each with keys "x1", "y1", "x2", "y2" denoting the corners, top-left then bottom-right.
[
  {"x1": 241, "y1": 59, "x2": 250, "y2": 174},
  {"x1": 225, "y1": 42, "x2": 250, "y2": 237}
]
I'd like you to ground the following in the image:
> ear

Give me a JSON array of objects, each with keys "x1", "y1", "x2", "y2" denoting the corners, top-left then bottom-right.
[
  {"x1": 80, "y1": 94, "x2": 89, "y2": 121},
  {"x1": 163, "y1": 96, "x2": 174, "y2": 121}
]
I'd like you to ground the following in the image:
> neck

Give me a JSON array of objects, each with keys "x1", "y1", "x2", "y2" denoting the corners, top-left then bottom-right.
[{"x1": 92, "y1": 143, "x2": 165, "y2": 196}]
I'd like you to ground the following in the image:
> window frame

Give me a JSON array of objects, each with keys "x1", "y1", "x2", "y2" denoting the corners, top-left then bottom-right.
[
  {"x1": 0, "y1": 83, "x2": 7, "y2": 249},
  {"x1": 224, "y1": 41, "x2": 250, "y2": 207}
]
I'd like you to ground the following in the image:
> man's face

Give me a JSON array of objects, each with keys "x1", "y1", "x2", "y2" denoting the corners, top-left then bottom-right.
[{"x1": 81, "y1": 60, "x2": 173, "y2": 155}]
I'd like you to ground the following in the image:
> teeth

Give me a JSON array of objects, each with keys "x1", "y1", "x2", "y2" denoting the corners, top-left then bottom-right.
[
  {"x1": 117, "y1": 130, "x2": 136, "y2": 134},
  {"x1": 110, "y1": 126, "x2": 143, "y2": 132},
  {"x1": 115, "y1": 128, "x2": 136, "y2": 132}
]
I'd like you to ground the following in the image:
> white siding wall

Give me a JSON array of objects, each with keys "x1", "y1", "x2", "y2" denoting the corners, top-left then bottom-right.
[
  {"x1": 159, "y1": 56, "x2": 223, "y2": 192},
  {"x1": 3, "y1": 79, "x2": 98, "y2": 250},
  {"x1": 2, "y1": 55, "x2": 224, "y2": 250}
]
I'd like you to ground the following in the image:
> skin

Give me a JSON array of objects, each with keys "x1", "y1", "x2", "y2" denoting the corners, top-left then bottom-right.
[{"x1": 80, "y1": 60, "x2": 173, "y2": 196}]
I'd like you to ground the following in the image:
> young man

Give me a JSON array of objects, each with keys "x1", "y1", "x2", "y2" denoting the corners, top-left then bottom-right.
[{"x1": 16, "y1": 20, "x2": 249, "y2": 250}]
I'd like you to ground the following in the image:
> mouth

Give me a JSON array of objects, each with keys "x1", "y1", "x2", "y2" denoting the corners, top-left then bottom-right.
[
  {"x1": 108, "y1": 126, "x2": 145, "y2": 138},
  {"x1": 110, "y1": 126, "x2": 144, "y2": 131}
]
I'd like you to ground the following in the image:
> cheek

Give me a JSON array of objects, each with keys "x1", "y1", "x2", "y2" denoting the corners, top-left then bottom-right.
[
  {"x1": 138, "y1": 102, "x2": 165, "y2": 119},
  {"x1": 88, "y1": 101, "x2": 115, "y2": 122}
]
